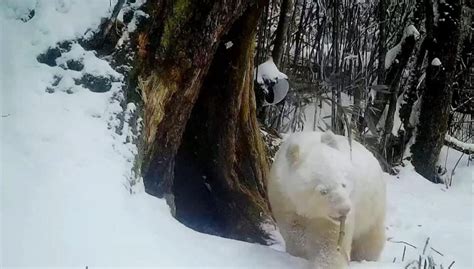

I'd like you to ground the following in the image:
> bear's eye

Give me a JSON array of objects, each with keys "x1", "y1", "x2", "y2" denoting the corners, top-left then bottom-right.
[
  {"x1": 341, "y1": 183, "x2": 346, "y2": 188},
  {"x1": 320, "y1": 189, "x2": 328, "y2": 195}
]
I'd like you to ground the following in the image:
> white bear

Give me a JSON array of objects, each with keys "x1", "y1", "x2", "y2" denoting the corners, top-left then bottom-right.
[{"x1": 267, "y1": 131, "x2": 386, "y2": 269}]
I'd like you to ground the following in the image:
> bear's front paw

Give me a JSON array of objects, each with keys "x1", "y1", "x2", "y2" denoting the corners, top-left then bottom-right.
[{"x1": 312, "y1": 252, "x2": 348, "y2": 269}]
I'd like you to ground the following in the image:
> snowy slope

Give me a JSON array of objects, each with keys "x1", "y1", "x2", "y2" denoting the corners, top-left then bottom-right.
[
  {"x1": 1, "y1": 1, "x2": 472, "y2": 268},
  {"x1": 382, "y1": 150, "x2": 473, "y2": 268},
  {"x1": 0, "y1": 1, "x2": 305, "y2": 267}
]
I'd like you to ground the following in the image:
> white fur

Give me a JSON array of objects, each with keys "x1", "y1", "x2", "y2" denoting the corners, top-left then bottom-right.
[{"x1": 268, "y1": 131, "x2": 386, "y2": 269}]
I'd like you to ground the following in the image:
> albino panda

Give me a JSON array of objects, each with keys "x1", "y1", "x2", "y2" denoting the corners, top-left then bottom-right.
[{"x1": 267, "y1": 131, "x2": 386, "y2": 269}]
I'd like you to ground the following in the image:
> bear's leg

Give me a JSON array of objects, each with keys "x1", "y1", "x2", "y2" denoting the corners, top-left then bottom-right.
[
  {"x1": 350, "y1": 217, "x2": 385, "y2": 261},
  {"x1": 309, "y1": 218, "x2": 352, "y2": 269},
  {"x1": 311, "y1": 244, "x2": 349, "y2": 269},
  {"x1": 283, "y1": 214, "x2": 311, "y2": 259}
]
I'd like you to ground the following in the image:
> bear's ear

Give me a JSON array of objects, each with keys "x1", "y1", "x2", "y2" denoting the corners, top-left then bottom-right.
[
  {"x1": 286, "y1": 143, "x2": 301, "y2": 167},
  {"x1": 321, "y1": 130, "x2": 339, "y2": 149}
]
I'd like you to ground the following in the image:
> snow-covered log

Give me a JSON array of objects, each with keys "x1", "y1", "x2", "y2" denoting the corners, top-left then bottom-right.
[{"x1": 445, "y1": 135, "x2": 474, "y2": 155}]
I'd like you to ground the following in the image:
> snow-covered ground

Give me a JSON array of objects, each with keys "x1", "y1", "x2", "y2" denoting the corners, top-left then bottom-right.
[
  {"x1": 382, "y1": 149, "x2": 473, "y2": 268},
  {"x1": 1, "y1": 1, "x2": 472, "y2": 268}
]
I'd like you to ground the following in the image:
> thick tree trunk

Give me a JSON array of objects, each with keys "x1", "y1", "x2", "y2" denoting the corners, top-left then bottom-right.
[
  {"x1": 411, "y1": 0, "x2": 462, "y2": 182},
  {"x1": 137, "y1": 0, "x2": 273, "y2": 243},
  {"x1": 272, "y1": 0, "x2": 294, "y2": 67}
]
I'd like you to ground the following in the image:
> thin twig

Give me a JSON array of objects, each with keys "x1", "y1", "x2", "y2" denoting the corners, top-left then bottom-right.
[
  {"x1": 422, "y1": 237, "x2": 430, "y2": 255},
  {"x1": 388, "y1": 238, "x2": 418, "y2": 249},
  {"x1": 449, "y1": 152, "x2": 465, "y2": 187},
  {"x1": 430, "y1": 247, "x2": 444, "y2": 257},
  {"x1": 447, "y1": 261, "x2": 455, "y2": 269}
]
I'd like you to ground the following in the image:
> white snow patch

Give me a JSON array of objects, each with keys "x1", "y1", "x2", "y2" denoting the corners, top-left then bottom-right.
[
  {"x1": 385, "y1": 25, "x2": 420, "y2": 69},
  {"x1": 408, "y1": 98, "x2": 421, "y2": 128},
  {"x1": 382, "y1": 159, "x2": 473, "y2": 268},
  {"x1": 385, "y1": 44, "x2": 401, "y2": 69},
  {"x1": 224, "y1": 41, "x2": 233, "y2": 49},
  {"x1": 391, "y1": 95, "x2": 404, "y2": 135},
  {"x1": 255, "y1": 57, "x2": 288, "y2": 85},
  {"x1": 431, "y1": 57, "x2": 442, "y2": 66},
  {"x1": 445, "y1": 134, "x2": 474, "y2": 152},
  {"x1": 405, "y1": 25, "x2": 420, "y2": 39}
]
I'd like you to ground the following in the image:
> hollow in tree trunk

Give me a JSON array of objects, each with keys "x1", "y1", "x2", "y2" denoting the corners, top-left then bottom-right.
[{"x1": 136, "y1": 0, "x2": 273, "y2": 244}]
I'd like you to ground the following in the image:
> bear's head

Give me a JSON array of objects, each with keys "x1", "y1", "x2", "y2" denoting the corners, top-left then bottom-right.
[{"x1": 281, "y1": 131, "x2": 354, "y2": 222}]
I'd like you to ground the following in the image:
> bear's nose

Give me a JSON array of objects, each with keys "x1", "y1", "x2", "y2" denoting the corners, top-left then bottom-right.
[{"x1": 338, "y1": 206, "x2": 350, "y2": 216}]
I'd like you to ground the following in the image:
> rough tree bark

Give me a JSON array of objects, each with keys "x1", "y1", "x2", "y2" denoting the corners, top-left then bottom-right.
[
  {"x1": 136, "y1": 0, "x2": 273, "y2": 243},
  {"x1": 377, "y1": 0, "x2": 387, "y2": 84},
  {"x1": 411, "y1": 0, "x2": 463, "y2": 182},
  {"x1": 272, "y1": 0, "x2": 294, "y2": 67}
]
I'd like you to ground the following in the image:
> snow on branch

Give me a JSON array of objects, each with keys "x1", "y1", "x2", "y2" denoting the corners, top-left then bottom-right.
[
  {"x1": 445, "y1": 134, "x2": 474, "y2": 154},
  {"x1": 431, "y1": 58, "x2": 442, "y2": 66},
  {"x1": 385, "y1": 44, "x2": 402, "y2": 69},
  {"x1": 385, "y1": 25, "x2": 420, "y2": 69}
]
